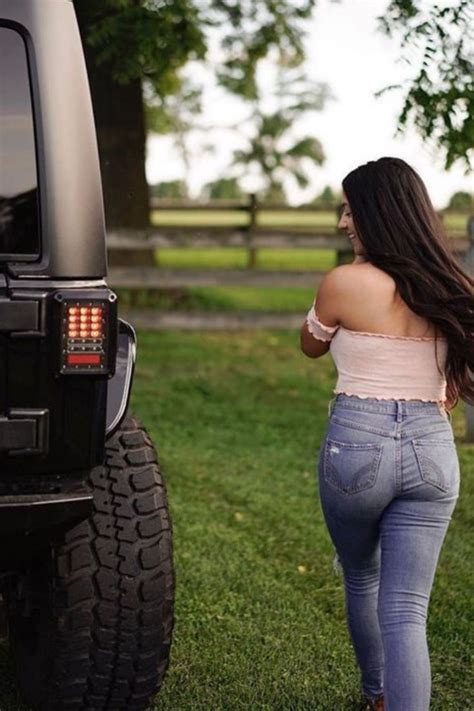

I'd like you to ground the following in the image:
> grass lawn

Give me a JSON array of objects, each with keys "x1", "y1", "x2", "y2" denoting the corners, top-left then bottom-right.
[
  {"x1": 154, "y1": 248, "x2": 336, "y2": 272},
  {"x1": 0, "y1": 332, "x2": 470, "y2": 710},
  {"x1": 151, "y1": 209, "x2": 337, "y2": 228},
  {"x1": 134, "y1": 332, "x2": 472, "y2": 709}
]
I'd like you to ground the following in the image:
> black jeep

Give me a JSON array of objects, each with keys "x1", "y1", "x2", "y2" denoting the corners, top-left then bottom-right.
[{"x1": 0, "y1": 1, "x2": 174, "y2": 708}]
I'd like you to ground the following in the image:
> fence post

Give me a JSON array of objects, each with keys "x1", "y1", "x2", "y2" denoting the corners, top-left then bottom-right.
[
  {"x1": 246, "y1": 193, "x2": 258, "y2": 269},
  {"x1": 463, "y1": 215, "x2": 474, "y2": 442}
]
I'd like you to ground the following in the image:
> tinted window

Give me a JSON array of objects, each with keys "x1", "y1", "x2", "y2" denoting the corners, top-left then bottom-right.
[{"x1": 0, "y1": 27, "x2": 39, "y2": 257}]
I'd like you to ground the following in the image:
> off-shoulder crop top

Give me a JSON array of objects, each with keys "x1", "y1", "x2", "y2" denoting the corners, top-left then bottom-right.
[{"x1": 306, "y1": 303, "x2": 448, "y2": 404}]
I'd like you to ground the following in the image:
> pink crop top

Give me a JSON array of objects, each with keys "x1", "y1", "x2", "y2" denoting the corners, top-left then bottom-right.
[{"x1": 306, "y1": 304, "x2": 448, "y2": 404}]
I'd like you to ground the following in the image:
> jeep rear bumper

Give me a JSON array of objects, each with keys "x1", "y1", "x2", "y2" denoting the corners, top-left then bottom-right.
[{"x1": 0, "y1": 489, "x2": 92, "y2": 536}]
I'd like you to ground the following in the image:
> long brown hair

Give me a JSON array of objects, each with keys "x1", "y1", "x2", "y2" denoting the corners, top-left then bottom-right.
[{"x1": 342, "y1": 156, "x2": 474, "y2": 408}]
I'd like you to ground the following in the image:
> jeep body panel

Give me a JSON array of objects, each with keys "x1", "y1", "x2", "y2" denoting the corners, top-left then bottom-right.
[
  {"x1": 0, "y1": 1, "x2": 129, "y2": 533},
  {"x1": 1, "y1": 0, "x2": 107, "y2": 278}
]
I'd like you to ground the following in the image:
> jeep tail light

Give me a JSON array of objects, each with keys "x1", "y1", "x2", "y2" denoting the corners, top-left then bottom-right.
[{"x1": 56, "y1": 293, "x2": 117, "y2": 375}]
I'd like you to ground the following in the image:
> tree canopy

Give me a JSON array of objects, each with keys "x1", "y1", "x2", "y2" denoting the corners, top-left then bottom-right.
[
  {"x1": 79, "y1": 0, "x2": 316, "y2": 102},
  {"x1": 446, "y1": 190, "x2": 473, "y2": 211},
  {"x1": 150, "y1": 180, "x2": 189, "y2": 200},
  {"x1": 309, "y1": 185, "x2": 342, "y2": 209},
  {"x1": 74, "y1": 0, "x2": 320, "y2": 225},
  {"x1": 74, "y1": 0, "x2": 473, "y2": 229},
  {"x1": 201, "y1": 178, "x2": 244, "y2": 201},
  {"x1": 377, "y1": 0, "x2": 473, "y2": 170}
]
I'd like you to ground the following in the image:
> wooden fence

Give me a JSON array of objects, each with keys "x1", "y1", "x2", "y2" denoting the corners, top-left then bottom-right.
[
  {"x1": 106, "y1": 196, "x2": 472, "y2": 285},
  {"x1": 111, "y1": 209, "x2": 474, "y2": 441}
]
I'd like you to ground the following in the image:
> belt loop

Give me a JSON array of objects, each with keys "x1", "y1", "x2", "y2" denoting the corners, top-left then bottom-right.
[
  {"x1": 327, "y1": 396, "x2": 335, "y2": 417},
  {"x1": 437, "y1": 401, "x2": 452, "y2": 422},
  {"x1": 396, "y1": 401, "x2": 403, "y2": 423}
]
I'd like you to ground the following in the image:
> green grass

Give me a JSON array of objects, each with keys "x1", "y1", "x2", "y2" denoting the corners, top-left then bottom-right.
[
  {"x1": 127, "y1": 331, "x2": 471, "y2": 710},
  {"x1": 116, "y1": 286, "x2": 316, "y2": 312},
  {"x1": 0, "y1": 331, "x2": 470, "y2": 709},
  {"x1": 155, "y1": 248, "x2": 335, "y2": 271},
  {"x1": 151, "y1": 209, "x2": 336, "y2": 228},
  {"x1": 443, "y1": 212, "x2": 471, "y2": 232},
  {"x1": 151, "y1": 209, "x2": 469, "y2": 233}
]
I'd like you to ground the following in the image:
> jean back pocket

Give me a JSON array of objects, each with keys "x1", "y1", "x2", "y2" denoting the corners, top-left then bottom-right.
[
  {"x1": 323, "y1": 438, "x2": 383, "y2": 494},
  {"x1": 411, "y1": 438, "x2": 460, "y2": 492}
]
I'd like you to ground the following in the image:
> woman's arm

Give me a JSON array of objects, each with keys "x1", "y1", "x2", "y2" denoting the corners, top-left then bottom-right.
[
  {"x1": 300, "y1": 267, "x2": 348, "y2": 359},
  {"x1": 300, "y1": 321, "x2": 331, "y2": 358}
]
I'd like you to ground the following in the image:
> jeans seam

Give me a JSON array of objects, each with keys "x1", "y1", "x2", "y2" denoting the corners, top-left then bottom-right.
[
  {"x1": 330, "y1": 402, "x2": 447, "y2": 421},
  {"x1": 329, "y1": 414, "x2": 453, "y2": 441},
  {"x1": 395, "y1": 434, "x2": 402, "y2": 493},
  {"x1": 330, "y1": 415, "x2": 393, "y2": 438}
]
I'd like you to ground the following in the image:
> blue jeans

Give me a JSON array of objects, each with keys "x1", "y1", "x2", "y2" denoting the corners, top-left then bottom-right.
[{"x1": 317, "y1": 394, "x2": 460, "y2": 711}]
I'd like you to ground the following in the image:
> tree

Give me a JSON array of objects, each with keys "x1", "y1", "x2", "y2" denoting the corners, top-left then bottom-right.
[
  {"x1": 446, "y1": 191, "x2": 473, "y2": 211},
  {"x1": 232, "y1": 69, "x2": 329, "y2": 202},
  {"x1": 150, "y1": 180, "x2": 189, "y2": 199},
  {"x1": 260, "y1": 182, "x2": 287, "y2": 204},
  {"x1": 74, "y1": 0, "x2": 205, "y2": 230},
  {"x1": 73, "y1": 0, "x2": 317, "y2": 230},
  {"x1": 377, "y1": 1, "x2": 474, "y2": 170},
  {"x1": 310, "y1": 185, "x2": 342, "y2": 208},
  {"x1": 145, "y1": 79, "x2": 207, "y2": 178},
  {"x1": 233, "y1": 122, "x2": 325, "y2": 203},
  {"x1": 201, "y1": 178, "x2": 244, "y2": 201}
]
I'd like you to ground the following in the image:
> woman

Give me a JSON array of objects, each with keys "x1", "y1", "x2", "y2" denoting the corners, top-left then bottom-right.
[{"x1": 300, "y1": 157, "x2": 473, "y2": 711}]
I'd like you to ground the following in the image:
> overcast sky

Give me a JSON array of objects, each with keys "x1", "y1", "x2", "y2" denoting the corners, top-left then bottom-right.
[{"x1": 146, "y1": 0, "x2": 473, "y2": 209}]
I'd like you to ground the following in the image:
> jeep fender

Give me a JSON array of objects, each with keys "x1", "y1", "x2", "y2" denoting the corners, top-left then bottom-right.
[{"x1": 106, "y1": 319, "x2": 136, "y2": 437}]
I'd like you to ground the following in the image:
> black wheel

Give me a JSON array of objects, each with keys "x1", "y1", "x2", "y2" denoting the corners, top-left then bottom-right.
[{"x1": 6, "y1": 413, "x2": 174, "y2": 711}]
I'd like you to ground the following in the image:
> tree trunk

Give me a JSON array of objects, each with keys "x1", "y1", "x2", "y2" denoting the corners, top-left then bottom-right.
[{"x1": 74, "y1": 4, "x2": 151, "y2": 236}]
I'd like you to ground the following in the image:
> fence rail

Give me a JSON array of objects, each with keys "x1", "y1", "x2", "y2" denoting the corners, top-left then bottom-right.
[
  {"x1": 111, "y1": 212, "x2": 474, "y2": 441},
  {"x1": 149, "y1": 196, "x2": 473, "y2": 216},
  {"x1": 107, "y1": 230, "x2": 388, "y2": 250},
  {"x1": 108, "y1": 196, "x2": 471, "y2": 270}
]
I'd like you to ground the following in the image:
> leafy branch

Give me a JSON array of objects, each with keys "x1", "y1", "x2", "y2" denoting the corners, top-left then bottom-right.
[{"x1": 376, "y1": 0, "x2": 474, "y2": 171}]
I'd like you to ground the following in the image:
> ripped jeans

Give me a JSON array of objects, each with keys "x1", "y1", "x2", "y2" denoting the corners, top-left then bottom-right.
[{"x1": 317, "y1": 394, "x2": 460, "y2": 711}]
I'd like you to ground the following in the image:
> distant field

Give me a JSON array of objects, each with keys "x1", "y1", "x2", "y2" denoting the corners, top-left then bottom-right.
[
  {"x1": 150, "y1": 209, "x2": 469, "y2": 232},
  {"x1": 150, "y1": 209, "x2": 336, "y2": 228},
  {"x1": 155, "y1": 248, "x2": 335, "y2": 271},
  {"x1": 443, "y1": 212, "x2": 470, "y2": 231}
]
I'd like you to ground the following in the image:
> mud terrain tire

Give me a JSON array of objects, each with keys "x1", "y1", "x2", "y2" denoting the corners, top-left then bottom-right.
[{"x1": 7, "y1": 413, "x2": 174, "y2": 711}]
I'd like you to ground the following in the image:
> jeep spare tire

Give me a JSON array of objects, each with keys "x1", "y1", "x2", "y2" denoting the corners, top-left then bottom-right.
[{"x1": 6, "y1": 413, "x2": 175, "y2": 711}]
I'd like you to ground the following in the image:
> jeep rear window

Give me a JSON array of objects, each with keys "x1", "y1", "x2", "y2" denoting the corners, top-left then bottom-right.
[{"x1": 0, "y1": 27, "x2": 39, "y2": 259}]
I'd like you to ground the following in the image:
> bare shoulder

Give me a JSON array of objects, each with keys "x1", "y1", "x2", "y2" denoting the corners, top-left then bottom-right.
[
  {"x1": 314, "y1": 264, "x2": 366, "y2": 325},
  {"x1": 320, "y1": 262, "x2": 391, "y2": 295},
  {"x1": 316, "y1": 262, "x2": 398, "y2": 326},
  {"x1": 331, "y1": 261, "x2": 393, "y2": 285}
]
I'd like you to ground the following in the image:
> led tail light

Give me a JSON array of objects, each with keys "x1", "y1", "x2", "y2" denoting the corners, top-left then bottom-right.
[{"x1": 56, "y1": 293, "x2": 117, "y2": 375}]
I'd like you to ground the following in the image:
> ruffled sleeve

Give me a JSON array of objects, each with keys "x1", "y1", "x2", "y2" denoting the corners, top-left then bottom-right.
[{"x1": 306, "y1": 303, "x2": 340, "y2": 342}]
